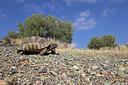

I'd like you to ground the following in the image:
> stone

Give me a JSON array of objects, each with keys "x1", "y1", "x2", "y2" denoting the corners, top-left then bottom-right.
[
  {"x1": 0, "y1": 80, "x2": 8, "y2": 85},
  {"x1": 61, "y1": 73, "x2": 68, "y2": 81},
  {"x1": 85, "y1": 77, "x2": 90, "y2": 83},
  {"x1": 91, "y1": 66, "x2": 99, "y2": 70},
  {"x1": 101, "y1": 70, "x2": 108, "y2": 75},
  {"x1": 95, "y1": 74, "x2": 105, "y2": 77},
  {"x1": 110, "y1": 72, "x2": 115, "y2": 75},
  {"x1": 6, "y1": 77, "x2": 14, "y2": 83},
  {"x1": 117, "y1": 70, "x2": 127, "y2": 78},
  {"x1": 105, "y1": 61, "x2": 109, "y2": 63},
  {"x1": 27, "y1": 81, "x2": 32, "y2": 85},
  {"x1": 121, "y1": 82, "x2": 128, "y2": 85},
  {"x1": 73, "y1": 65, "x2": 79, "y2": 71},
  {"x1": 89, "y1": 82, "x2": 93, "y2": 85},
  {"x1": 114, "y1": 81, "x2": 121, "y2": 85},
  {"x1": 35, "y1": 81, "x2": 42, "y2": 85},
  {"x1": 38, "y1": 66, "x2": 47, "y2": 73},
  {"x1": 104, "y1": 83, "x2": 111, "y2": 85},
  {"x1": 11, "y1": 66, "x2": 17, "y2": 69},
  {"x1": 102, "y1": 64, "x2": 109, "y2": 70},
  {"x1": 87, "y1": 68, "x2": 91, "y2": 73},
  {"x1": 81, "y1": 73, "x2": 86, "y2": 78},
  {"x1": 50, "y1": 71, "x2": 57, "y2": 76},
  {"x1": 90, "y1": 71, "x2": 97, "y2": 75},
  {"x1": 118, "y1": 66, "x2": 125, "y2": 71},
  {"x1": 0, "y1": 73, "x2": 2, "y2": 76}
]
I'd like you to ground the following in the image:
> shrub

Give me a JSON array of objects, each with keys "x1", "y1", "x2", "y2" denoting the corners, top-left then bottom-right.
[{"x1": 87, "y1": 34, "x2": 118, "y2": 50}]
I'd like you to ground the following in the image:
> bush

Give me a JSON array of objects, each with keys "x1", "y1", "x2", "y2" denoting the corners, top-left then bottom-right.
[
  {"x1": 87, "y1": 34, "x2": 118, "y2": 50},
  {"x1": 2, "y1": 30, "x2": 18, "y2": 44}
]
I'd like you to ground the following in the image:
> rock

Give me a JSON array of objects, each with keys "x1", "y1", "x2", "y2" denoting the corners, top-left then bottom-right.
[
  {"x1": 118, "y1": 66, "x2": 125, "y2": 71},
  {"x1": 81, "y1": 73, "x2": 86, "y2": 78},
  {"x1": 104, "y1": 83, "x2": 111, "y2": 85},
  {"x1": 73, "y1": 65, "x2": 79, "y2": 71},
  {"x1": 95, "y1": 74, "x2": 105, "y2": 77},
  {"x1": 26, "y1": 81, "x2": 32, "y2": 85},
  {"x1": 0, "y1": 77, "x2": 15, "y2": 85},
  {"x1": 105, "y1": 61, "x2": 109, "y2": 63},
  {"x1": 38, "y1": 66, "x2": 47, "y2": 73},
  {"x1": 102, "y1": 64, "x2": 109, "y2": 70},
  {"x1": 110, "y1": 72, "x2": 115, "y2": 75},
  {"x1": 50, "y1": 71, "x2": 57, "y2": 76},
  {"x1": 11, "y1": 66, "x2": 17, "y2": 69},
  {"x1": 89, "y1": 82, "x2": 93, "y2": 85},
  {"x1": 0, "y1": 80, "x2": 8, "y2": 85},
  {"x1": 58, "y1": 62, "x2": 63, "y2": 66},
  {"x1": 61, "y1": 73, "x2": 68, "y2": 81},
  {"x1": 44, "y1": 63, "x2": 49, "y2": 66},
  {"x1": 101, "y1": 70, "x2": 108, "y2": 75},
  {"x1": 85, "y1": 77, "x2": 90, "y2": 83},
  {"x1": 35, "y1": 81, "x2": 42, "y2": 85},
  {"x1": 91, "y1": 66, "x2": 99, "y2": 70},
  {"x1": 0, "y1": 73, "x2": 2, "y2": 76},
  {"x1": 117, "y1": 70, "x2": 127, "y2": 78},
  {"x1": 87, "y1": 68, "x2": 91, "y2": 73},
  {"x1": 108, "y1": 75, "x2": 113, "y2": 79},
  {"x1": 114, "y1": 81, "x2": 121, "y2": 85},
  {"x1": 90, "y1": 71, "x2": 97, "y2": 75},
  {"x1": 6, "y1": 77, "x2": 15, "y2": 83}
]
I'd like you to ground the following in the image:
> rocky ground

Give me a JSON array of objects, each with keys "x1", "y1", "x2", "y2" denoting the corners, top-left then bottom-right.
[{"x1": 0, "y1": 46, "x2": 128, "y2": 85}]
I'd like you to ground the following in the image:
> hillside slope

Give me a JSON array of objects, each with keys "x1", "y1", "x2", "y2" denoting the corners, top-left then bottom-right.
[{"x1": 0, "y1": 46, "x2": 128, "y2": 84}]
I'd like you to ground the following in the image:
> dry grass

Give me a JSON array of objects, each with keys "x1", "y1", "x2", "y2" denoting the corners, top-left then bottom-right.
[
  {"x1": 47, "y1": 38, "x2": 76, "y2": 49},
  {"x1": 10, "y1": 38, "x2": 26, "y2": 45},
  {"x1": 99, "y1": 45, "x2": 128, "y2": 51},
  {"x1": 57, "y1": 46, "x2": 128, "y2": 59},
  {"x1": 68, "y1": 43, "x2": 77, "y2": 49}
]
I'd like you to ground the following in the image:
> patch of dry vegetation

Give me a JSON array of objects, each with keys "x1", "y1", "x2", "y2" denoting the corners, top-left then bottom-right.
[
  {"x1": 10, "y1": 38, "x2": 26, "y2": 45},
  {"x1": 57, "y1": 45, "x2": 128, "y2": 59}
]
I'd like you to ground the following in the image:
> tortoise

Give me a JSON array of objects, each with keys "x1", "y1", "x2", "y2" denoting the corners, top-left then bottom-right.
[{"x1": 17, "y1": 36, "x2": 58, "y2": 55}]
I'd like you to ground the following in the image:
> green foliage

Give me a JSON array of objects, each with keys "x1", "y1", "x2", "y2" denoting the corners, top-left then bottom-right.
[
  {"x1": 54, "y1": 20, "x2": 74, "y2": 43},
  {"x1": 2, "y1": 30, "x2": 18, "y2": 44},
  {"x1": 87, "y1": 34, "x2": 118, "y2": 50},
  {"x1": 17, "y1": 14, "x2": 46, "y2": 37},
  {"x1": 87, "y1": 36, "x2": 103, "y2": 50},
  {"x1": 3, "y1": 13, "x2": 74, "y2": 44}
]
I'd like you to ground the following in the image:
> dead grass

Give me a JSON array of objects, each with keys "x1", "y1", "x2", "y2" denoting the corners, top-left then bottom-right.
[
  {"x1": 99, "y1": 45, "x2": 128, "y2": 51},
  {"x1": 10, "y1": 38, "x2": 26, "y2": 45},
  {"x1": 57, "y1": 47, "x2": 128, "y2": 59}
]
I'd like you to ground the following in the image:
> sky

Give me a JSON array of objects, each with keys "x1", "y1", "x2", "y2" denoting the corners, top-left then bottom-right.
[{"x1": 0, "y1": 0, "x2": 128, "y2": 48}]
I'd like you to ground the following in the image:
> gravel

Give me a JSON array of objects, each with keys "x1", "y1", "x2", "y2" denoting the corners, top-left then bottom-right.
[{"x1": 0, "y1": 46, "x2": 128, "y2": 85}]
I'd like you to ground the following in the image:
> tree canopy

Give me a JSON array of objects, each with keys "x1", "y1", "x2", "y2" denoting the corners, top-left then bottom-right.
[
  {"x1": 3, "y1": 13, "x2": 74, "y2": 44},
  {"x1": 87, "y1": 34, "x2": 118, "y2": 50}
]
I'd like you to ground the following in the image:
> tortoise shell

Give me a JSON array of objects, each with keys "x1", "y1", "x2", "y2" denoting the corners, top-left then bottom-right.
[{"x1": 18, "y1": 36, "x2": 51, "y2": 52}]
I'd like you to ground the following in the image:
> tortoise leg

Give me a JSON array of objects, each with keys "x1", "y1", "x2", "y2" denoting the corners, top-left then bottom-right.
[
  {"x1": 51, "y1": 49, "x2": 56, "y2": 54},
  {"x1": 40, "y1": 48, "x2": 47, "y2": 55},
  {"x1": 18, "y1": 50, "x2": 23, "y2": 55}
]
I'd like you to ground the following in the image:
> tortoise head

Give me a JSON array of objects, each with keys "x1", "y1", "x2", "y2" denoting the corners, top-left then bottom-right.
[{"x1": 50, "y1": 43, "x2": 58, "y2": 49}]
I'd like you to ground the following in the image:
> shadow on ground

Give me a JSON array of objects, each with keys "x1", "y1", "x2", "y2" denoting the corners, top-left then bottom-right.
[{"x1": 20, "y1": 51, "x2": 60, "y2": 55}]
